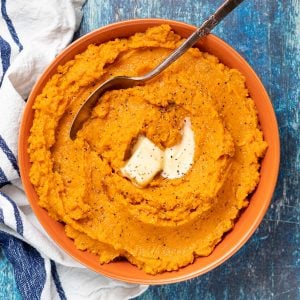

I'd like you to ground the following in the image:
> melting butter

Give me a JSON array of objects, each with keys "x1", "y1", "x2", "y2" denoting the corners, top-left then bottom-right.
[
  {"x1": 120, "y1": 136, "x2": 164, "y2": 187},
  {"x1": 121, "y1": 117, "x2": 195, "y2": 186},
  {"x1": 161, "y1": 118, "x2": 195, "y2": 179}
]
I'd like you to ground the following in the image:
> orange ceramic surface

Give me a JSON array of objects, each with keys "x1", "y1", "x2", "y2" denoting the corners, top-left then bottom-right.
[{"x1": 18, "y1": 19, "x2": 280, "y2": 284}]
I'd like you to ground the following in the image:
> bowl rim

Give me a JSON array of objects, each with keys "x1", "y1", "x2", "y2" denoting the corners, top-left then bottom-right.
[{"x1": 18, "y1": 18, "x2": 280, "y2": 285}]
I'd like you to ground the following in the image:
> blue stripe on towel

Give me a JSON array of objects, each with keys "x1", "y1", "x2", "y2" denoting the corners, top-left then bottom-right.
[
  {"x1": 51, "y1": 260, "x2": 67, "y2": 300},
  {"x1": 1, "y1": 0, "x2": 23, "y2": 52},
  {"x1": 0, "y1": 35, "x2": 11, "y2": 86},
  {"x1": 0, "y1": 181, "x2": 10, "y2": 188},
  {"x1": 0, "y1": 134, "x2": 20, "y2": 176},
  {"x1": 0, "y1": 231, "x2": 46, "y2": 300},
  {"x1": 0, "y1": 207, "x2": 4, "y2": 222},
  {"x1": 0, "y1": 192, "x2": 23, "y2": 235},
  {"x1": 0, "y1": 167, "x2": 8, "y2": 185}
]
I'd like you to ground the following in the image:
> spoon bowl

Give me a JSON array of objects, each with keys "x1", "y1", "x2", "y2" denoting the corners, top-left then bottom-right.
[{"x1": 70, "y1": 75, "x2": 143, "y2": 139}]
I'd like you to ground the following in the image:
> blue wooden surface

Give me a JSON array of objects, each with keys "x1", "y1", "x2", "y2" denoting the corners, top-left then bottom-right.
[
  {"x1": 77, "y1": 1, "x2": 300, "y2": 299},
  {"x1": 78, "y1": 1, "x2": 300, "y2": 299},
  {"x1": 0, "y1": 249, "x2": 21, "y2": 300},
  {"x1": 1, "y1": 0, "x2": 299, "y2": 299}
]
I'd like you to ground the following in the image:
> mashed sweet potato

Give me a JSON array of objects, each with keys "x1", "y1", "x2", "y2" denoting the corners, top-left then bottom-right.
[{"x1": 28, "y1": 25, "x2": 267, "y2": 274}]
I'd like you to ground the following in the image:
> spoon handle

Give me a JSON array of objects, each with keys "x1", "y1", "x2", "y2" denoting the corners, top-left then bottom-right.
[{"x1": 141, "y1": 0, "x2": 245, "y2": 81}]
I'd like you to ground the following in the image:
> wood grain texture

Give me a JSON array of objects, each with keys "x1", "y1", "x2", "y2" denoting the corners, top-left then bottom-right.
[
  {"x1": 0, "y1": 249, "x2": 21, "y2": 300},
  {"x1": 77, "y1": 1, "x2": 300, "y2": 299}
]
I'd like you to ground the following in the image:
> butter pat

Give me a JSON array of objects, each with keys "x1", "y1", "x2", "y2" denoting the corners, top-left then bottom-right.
[
  {"x1": 121, "y1": 136, "x2": 164, "y2": 187},
  {"x1": 121, "y1": 117, "x2": 195, "y2": 187},
  {"x1": 162, "y1": 118, "x2": 195, "y2": 179}
]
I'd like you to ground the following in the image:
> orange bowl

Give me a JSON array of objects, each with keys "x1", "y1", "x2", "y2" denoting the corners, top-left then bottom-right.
[{"x1": 18, "y1": 19, "x2": 280, "y2": 284}]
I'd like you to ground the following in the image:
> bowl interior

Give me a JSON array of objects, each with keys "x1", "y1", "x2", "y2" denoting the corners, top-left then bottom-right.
[{"x1": 18, "y1": 19, "x2": 280, "y2": 284}]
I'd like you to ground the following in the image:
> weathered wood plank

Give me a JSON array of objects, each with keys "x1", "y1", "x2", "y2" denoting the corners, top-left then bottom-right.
[{"x1": 76, "y1": 1, "x2": 300, "y2": 299}]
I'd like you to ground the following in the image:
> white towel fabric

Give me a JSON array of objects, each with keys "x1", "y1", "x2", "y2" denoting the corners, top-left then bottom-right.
[{"x1": 0, "y1": 0, "x2": 148, "y2": 299}]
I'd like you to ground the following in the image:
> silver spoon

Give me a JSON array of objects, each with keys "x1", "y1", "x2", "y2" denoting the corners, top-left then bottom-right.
[{"x1": 70, "y1": 0, "x2": 244, "y2": 139}]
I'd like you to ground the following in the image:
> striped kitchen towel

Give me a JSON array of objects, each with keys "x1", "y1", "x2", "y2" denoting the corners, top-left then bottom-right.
[{"x1": 0, "y1": 0, "x2": 148, "y2": 299}]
